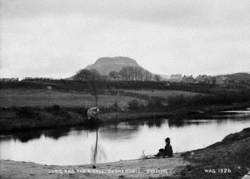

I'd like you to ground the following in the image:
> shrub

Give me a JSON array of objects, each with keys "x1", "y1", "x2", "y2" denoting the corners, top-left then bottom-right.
[
  {"x1": 110, "y1": 102, "x2": 121, "y2": 112},
  {"x1": 128, "y1": 100, "x2": 142, "y2": 111},
  {"x1": 167, "y1": 95, "x2": 188, "y2": 106},
  {"x1": 146, "y1": 98, "x2": 164, "y2": 110},
  {"x1": 17, "y1": 107, "x2": 38, "y2": 118},
  {"x1": 45, "y1": 105, "x2": 61, "y2": 113}
]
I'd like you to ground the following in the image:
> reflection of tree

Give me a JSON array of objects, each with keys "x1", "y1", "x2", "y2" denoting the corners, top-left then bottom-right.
[
  {"x1": 91, "y1": 128, "x2": 106, "y2": 166},
  {"x1": 100, "y1": 124, "x2": 139, "y2": 140},
  {"x1": 146, "y1": 119, "x2": 164, "y2": 128},
  {"x1": 168, "y1": 119, "x2": 185, "y2": 128},
  {"x1": 127, "y1": 119, "x2": 165, "y2": 128}
]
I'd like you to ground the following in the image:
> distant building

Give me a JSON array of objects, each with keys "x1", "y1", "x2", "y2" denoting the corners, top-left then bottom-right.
[
  {"x1": 182, "y1": 75, "x2": 196, "y2": 83},
  {"x1": 215, "y1": 76, "x2": 228, "y2": 85},
  {"x1": 170, "y1": 74, "x2": 182, "y2": 82},
  {"x1": 196, "y1": 75, "x2": 214, "y2": 85}
]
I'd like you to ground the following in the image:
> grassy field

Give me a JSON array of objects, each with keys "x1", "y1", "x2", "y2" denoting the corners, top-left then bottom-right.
[
  {"x1": 0, "y1": 89, "x2": 201, "y2": 108},
  {"x1": 123, "y1": 89, "x2": 200, "y2": 100},
  {"x1": 1, "y1": 87, "x2": 250, "y2": 132},
  {"x1": 0, "y1": 89, "x2": 146, "y2": 108}
]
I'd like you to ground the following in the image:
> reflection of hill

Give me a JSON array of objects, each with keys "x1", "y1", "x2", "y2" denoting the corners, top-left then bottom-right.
[
  {"x1": 43, "y1": 128, "x2": 71, "y2": 140},
  {"x1": 100, "y1": 124, "x2": 139, "y2": 140},
  {"x1": 11, "y1": 131, "x2": 42, "y2": 143}
]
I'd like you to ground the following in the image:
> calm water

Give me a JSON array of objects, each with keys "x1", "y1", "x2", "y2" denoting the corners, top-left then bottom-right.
[{"x1": 0, "y1": 109, "x2": 250, "y2": 165}]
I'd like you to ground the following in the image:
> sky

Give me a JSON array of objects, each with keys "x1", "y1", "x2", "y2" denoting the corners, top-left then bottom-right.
[{"x1": 0, "y1": 0, "x2": 250, "y2": 78}]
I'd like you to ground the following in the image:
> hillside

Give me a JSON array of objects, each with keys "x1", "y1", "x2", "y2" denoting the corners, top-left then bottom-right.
[
  {"x1": 85, "y1": 56, "x2": 144, "y2": 75},
  {"x1": 183, "y1": 127, "x2": 250, "y2": 178},
  {"x1": 217, "y1": 72, "x2": 250, "y2": 81},
  {"x1": 71, "y1": 56, "x2": 159, "y2": 81}
]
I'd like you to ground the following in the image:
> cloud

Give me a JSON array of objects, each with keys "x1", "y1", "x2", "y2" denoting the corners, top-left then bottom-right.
[
  {"x1": 2, "y1": 0, "x2": 250, "y2": 27},
  {"x1": 1, "y1": 0, "x2": 250, "y2": 77}
]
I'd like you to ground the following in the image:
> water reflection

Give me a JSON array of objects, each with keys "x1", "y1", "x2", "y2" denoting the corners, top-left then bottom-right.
[
  {"x1": 100, "y1": 124, "x2": 139, "y2": 140},
  {"x1": 0, "y1": 130, "x2": 42, "y2": 143},
  {"x1": 1, "y1": 115, "x2": 249, "y2": 143},
  {"x1": 0, "y1": 109, "x2": 250, "y2": 165},
  {"x1": 43, "y1": 128, "x2": 71, "y2": 140},
  {"x1": 91, "y1": 128, "x2": 107, "y2": 165}
]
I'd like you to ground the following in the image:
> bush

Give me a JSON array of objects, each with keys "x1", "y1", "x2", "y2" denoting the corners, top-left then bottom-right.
[
  {"x1": 167, "y1": 95, "x2": 188, "y2": 106},
  {"x1": 110, "y1": 102, "x2": 121, "y2": 112},
  {"x1": 45, "y1": 105, "x2": 61, "y2": 113},
  {"x1": 128, "y1": 100, "x2": 142, "y2": 111},
  {"x1": 167, "y1": 90, "x2": 250, "y2": 107},
  {"x1": 146, "y1": 98, "x2": 164, "y2": 110},
  {"x1": 17, "y1": 107, "x2": 38, "y2": 119}
]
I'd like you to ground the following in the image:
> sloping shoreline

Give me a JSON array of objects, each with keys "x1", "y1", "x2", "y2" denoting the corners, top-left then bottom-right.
[{"x1": 0, "y1": 155, "x2": 189, "y2": 179}]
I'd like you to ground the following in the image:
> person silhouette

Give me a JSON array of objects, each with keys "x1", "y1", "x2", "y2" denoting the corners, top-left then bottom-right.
[
  {"x1": 156, "y1": 137, "x2": 173, "y2": 157},
  {"x1": 164, "y1": 137, "x2": 173, "y2": 157}
]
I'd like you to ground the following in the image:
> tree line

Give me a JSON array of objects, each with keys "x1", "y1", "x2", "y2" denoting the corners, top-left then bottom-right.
[{"x1": 73, "y1": 66, "x2": 161, "y2": 81}]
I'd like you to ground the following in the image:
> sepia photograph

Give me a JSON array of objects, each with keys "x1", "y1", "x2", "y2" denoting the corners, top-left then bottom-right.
[{"x1": 0, "y1": 0, "x2": 250, "y2": 178}]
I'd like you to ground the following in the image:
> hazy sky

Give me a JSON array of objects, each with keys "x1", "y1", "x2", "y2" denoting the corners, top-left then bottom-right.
[{"x1": 1, "y1": 0, "x2": 250, "y2": 78}]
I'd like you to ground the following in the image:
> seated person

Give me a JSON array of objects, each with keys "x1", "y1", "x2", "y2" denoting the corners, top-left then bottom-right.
[{"x1": 156, "y1": 137, "x2": 173, "y2": 157}]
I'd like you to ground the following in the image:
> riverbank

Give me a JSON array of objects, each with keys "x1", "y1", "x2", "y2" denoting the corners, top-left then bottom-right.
[
  {"x1": 0, "y1": 155, "x2": 188, "y2": 179},
  {"x1": 1, "y1": 101, "x2": 250, "y2": 133},
  {"x1": 1, "y1": 127, "x2": 250, "y2": 179},
  {"x1": 182, "y1": 127, "x2": 250, "y2": 179}
]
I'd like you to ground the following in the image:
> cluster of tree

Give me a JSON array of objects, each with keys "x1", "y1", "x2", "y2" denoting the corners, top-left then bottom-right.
[
  {"x1": 21, "y1": 77, "x2": 60, "y2": 82},
  {"x1": 73, "y1": 67, "x2": 161, "y2": 82},
  {"x1": 73, "y1": 69, "x2": 104, "y2": 106},
  {"x1": 167, "y1": 90, "x2": 250, "y2": 107},
  {"x1": 0, "y1": 78, "x2": 19, "y2": 82},
  {"x1": 109, "y1": 66, "x2": 161, "y2": 81},
  {"x1": 73, "y1": 69, "x2": 102, "y2": 81}
]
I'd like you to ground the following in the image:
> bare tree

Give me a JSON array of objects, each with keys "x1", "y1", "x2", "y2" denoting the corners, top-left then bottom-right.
[{"x1": 80, "y1": 69, "x2": 102, "y2": 107}]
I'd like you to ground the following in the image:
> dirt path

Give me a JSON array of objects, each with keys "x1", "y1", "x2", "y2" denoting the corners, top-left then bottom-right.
[{"x1": 0, "y1": 154, "x2": 189, "y2": 179}]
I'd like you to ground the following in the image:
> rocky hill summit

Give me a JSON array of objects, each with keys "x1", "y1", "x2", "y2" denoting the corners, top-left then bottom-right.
[{"x1": 85, "y1": 56, "x2": 140, "y2": 75}]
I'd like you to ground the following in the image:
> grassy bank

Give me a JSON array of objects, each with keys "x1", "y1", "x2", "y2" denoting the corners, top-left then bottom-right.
[
  {"x1": 181, "y1": 128, "x2": 250, "y2": 179},
  {"x1": 1, "y1": 87, "x2": 250, "y2": 132},
  {"x1": 1, "y1": 101, "x2": 250, "y2": 133},
  {"x1": 0, "y1": 88, "x2": 199, "y2": 132}
]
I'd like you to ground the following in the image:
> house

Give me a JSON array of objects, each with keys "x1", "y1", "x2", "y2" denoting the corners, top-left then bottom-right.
[
  {"x1": 196, "y1": 75, "x2": 215, "y2": 85},
  {"x1": 215, "y1": 76, "x2": 228, "y2": 85},
  {"x1": 182, "y1": 75, "x2": 196, "y2": 83},
  {"x1": 170, "y1": 74, "x2": 182, "y2": 82}
]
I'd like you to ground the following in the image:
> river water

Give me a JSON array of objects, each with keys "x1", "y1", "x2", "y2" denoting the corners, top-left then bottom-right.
[{"x1": 0, "y1": 108, "x2": 250, "y2": 165}]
